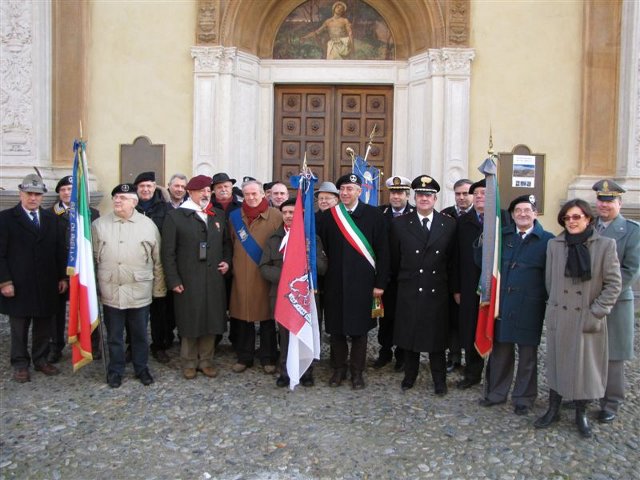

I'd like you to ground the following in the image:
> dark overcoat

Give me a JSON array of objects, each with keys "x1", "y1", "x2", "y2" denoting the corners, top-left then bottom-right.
[
  {"x1": 0, "y1": 204, "x2": 67, "y2": 317},
  {"x1": 390, "y1": 210, "x2": 456, "y2": 352},
  {"x1": 161, "y1": 206, "x2": 231, "y2": 337},
  {"x1": 452, "y1": 208, "x2": 483, "y2": 347},
  {"x1": 600, "y1": 214, "x2": 640, "y2": 360},
  {"x1": 495, "y1": 221, "x2": 554, "y2": 345},
  {"x1": 137, "y1": 189, "x2": 169, "y2": 232},
  {"x1": 318, "y1": 202, "x2": 390, "y2": 336}
]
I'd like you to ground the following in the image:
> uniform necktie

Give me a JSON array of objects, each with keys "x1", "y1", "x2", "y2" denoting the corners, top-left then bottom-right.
[
  {"x1": 519, "y1": 231, "x2": 526, "y2": 240},
  {"x1": 479, "y1": 213, "x2": 484, "y2": 225},
  {"x1": 422, "y1": 217, "x2": 430, "y2": 231},
  {"x1": 30, "y1": 211, "x2": 39, "y2": 228},
  {"x1": 597, "y1": 222, "x2": 605, "y2": 233}
]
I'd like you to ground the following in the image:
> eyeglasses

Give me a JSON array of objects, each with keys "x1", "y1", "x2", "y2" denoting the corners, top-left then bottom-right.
[{"x1": 562, "y1": 214, "x2": 585, "y2": 222}]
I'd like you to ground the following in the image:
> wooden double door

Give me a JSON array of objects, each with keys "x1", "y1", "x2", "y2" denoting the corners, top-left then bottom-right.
[{"x1": 274, "y1": 85, "x2": 393, "y2": 199}]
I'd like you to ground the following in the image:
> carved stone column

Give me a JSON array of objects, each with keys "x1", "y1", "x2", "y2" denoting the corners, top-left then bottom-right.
[
  {"x1": 429, "y1": 48, "x2": 475, "y2": 209},
  {"x1": 0, "y1": 0, "x2": 53, "y2": 207}
]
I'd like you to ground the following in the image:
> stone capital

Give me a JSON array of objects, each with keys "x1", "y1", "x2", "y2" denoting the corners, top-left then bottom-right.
[{"x1": 191, "y1": 46, "x2": 237, "y2": 74}]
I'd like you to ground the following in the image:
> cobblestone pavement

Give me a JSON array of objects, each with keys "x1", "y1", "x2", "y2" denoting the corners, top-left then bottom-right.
[{"x1": 1, "y1": 315, "x2": 639, "y2": 480}]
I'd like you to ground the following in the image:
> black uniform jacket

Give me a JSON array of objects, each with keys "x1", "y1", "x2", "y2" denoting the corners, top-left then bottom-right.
[{"x1": 390, "y1": 210, "x2": 456, "y2": 352}]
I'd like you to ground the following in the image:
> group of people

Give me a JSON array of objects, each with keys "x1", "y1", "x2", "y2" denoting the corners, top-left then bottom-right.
[{"x1": 1, "y1": 168, "x2": 637, "y2": 439}]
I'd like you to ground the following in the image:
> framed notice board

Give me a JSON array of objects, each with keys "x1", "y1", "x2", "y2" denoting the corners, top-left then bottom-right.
[{"x1": 498, "y1": 144, "x2": 545, "y2": 214}]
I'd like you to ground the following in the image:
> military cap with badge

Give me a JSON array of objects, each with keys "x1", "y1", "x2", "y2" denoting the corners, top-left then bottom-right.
[
  {"x1": 411, "y1": 175, "x2": 440, "y2": 193},
  {"x1": 592, "y1": 179, "x2": 625, "y2": 201},
  {"x1": 19, "y1": 174, "x2": 48, "y2": 194},
  {"x1": 335, "y1": 173, "x2": 362, "y2": 189},
  {"x1": 386, "y1": 176, "x2": 411, "y2": 191}
]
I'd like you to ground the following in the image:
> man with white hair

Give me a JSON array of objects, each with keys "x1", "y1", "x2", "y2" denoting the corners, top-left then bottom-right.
[{"x1": 92, "y1": 183, "x2": 166, "y2": 388}]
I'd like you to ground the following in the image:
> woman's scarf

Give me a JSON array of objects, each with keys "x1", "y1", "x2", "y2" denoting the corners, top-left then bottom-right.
[
  {"x1": 564, "y1": 226, "x2": 594, "y2": 282},
  {"x1": 242, "y1": 197, "x2": 268, "y2": 224}
]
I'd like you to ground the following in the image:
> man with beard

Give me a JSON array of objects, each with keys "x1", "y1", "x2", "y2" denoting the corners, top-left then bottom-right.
[
  {"x1": 441, "y1": 178, "x2": 472, "y2": 373},
  {"x1": 162, "y1": 175, "x2": 231, "y2": 379},
  {"x1": 211, "y1": 172, "x2": 241, "y2": 216},
  {"x1": 390, "y1": 175, "x2": 456, "y2": 394},
  {"x1": 134, "y1": 171, "x2": 172, "y2": 364},
  {"x1": 318, "y1": 173, "x2": 390, "y2": 389},
  {"x1": 374, "y1": 175, "x2": 414, "y2": 371},
  {"x1": 229, "y1": 180, "x2": 283, "y2": 373},
  {"x1": 48, "y1": 175, "x2": 100, "y2": 363},
  {"x1": 592, "y1": 179, "x2": 640, "y2": 423}
]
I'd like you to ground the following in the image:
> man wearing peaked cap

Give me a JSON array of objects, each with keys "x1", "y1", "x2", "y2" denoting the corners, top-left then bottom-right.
[
  {"x1": 317, "y1": 172, "x2": 390, "y2": 389},
  {"x1": 592, "y1": 179, "x2": 640, "y2": 424},
  {"x1": 48, "y1": 176, "x2": 100, "y2": 364},
  {"x1": 389, "y1": 174, "x2": 456, "y2": 395},
  {"x1": 373, "y1": 175, "x2": 414, "y2": 371},
  {"x1": 0, "y1": 174, "x2": 68, "y2": 382}
]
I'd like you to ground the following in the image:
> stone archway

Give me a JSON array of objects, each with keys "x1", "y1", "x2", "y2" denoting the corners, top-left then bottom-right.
[{"x1": 197, "y1": 0, "x2": 469, "y2": 57}]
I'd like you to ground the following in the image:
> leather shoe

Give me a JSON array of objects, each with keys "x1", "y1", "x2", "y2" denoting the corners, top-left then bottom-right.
[
  {"x1": 137, "y1": 369, "x2": 154, "y2": 386},
  {"x1": 401, "y1": 378, "x2": 414, "y2": 391},
  {"x1": 47, "y1": 349, "x2": 62, "y2": 364},
  {"x1": 300, "y1": 374, "x2": 314, "y2": 387},
  {"x1": 263, "y1": 364, "x2": 276, "y2": 374},
  {"x1": 434, "y1": 383, "x2": 448, "y2": 396},
  {"x1": 514, "y1": 405, "x2": 530, "y2": 416},
  {"x1": 373, "y1": 355, "x2": 391, "y2": 369},
  {"x1": 200, "y1": 366, "x2": 218, "y2": 378},
  {"x1": 34, "y1": 363, "x2": 60, "y2": 376},
  {"x1": 276, "y1": 375, "x2": 290, "y2": 387},
  {"x1": 329, "y1": 369, "x2": 346, "y2": 387},
  {"x1": 351, "y1": 372, "x2": 365, "y2": 390},
  {"x1": 107, "y1": 373, "x2": 122, "y2": 388},
  {"x1": 446, "y1": 360, "x2": 461, "y2": 373},
  {"x1": 153, "y1": 349, "x2": 170, "y2": 364},
  {"x1": 597, "y1": 410, "x2": 616, "y2": 423},
  {"x1": 183, "y1": 368, "x2": 197, "y2": 379},
  {"x1": 456, "y1": 377, "x2": 480, "y2": 389},
  {"x1": 13, "y1": 368, "x2": 30, "y2": 383},
  {"x1": 232, "y1": 363, "x2": 248, "y2": 373},
  {"x1": 393, "y1": 360, "x2": 405, "y2": 372},
  {"x1": 478, "y1": 398, "x2": 505, "y2": 407}
]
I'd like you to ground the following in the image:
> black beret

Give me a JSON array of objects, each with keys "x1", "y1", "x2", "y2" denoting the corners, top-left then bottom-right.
[
  {"x1": 279, "y1": 198, "x2": 296, "y2": 210},
  {"x1": 111, "y1": 183, "x2": 137, "y2": 196},
  {"x1": 55, "y1": 176, "x2": 73, "y2": 193},
  {"x1": 469, "y1": 179, "x2": 486, "y2": 194},
  {"x1": 411, "y1": 175, "x2": 440, "y2": 193},
  {"x1": 335, "y1": 173, "x2": 362, "y2": 189},
  {"x1": 508, "y1": 194, "x2": 537, "y2": 212},
  {"x1": 264, "y1": 182, "x2": 275, "y2": 191},
  {"x1": 133, "y1": 171, "x2": 156, "y2": 185}
]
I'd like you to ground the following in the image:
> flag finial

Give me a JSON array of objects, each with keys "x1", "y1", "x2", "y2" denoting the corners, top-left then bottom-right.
[{"x1": 487, "y1": 125, "x2": 494, "y2": 156}]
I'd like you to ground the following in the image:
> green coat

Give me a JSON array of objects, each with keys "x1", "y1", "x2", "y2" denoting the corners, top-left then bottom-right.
[
  {"x1": 161, "y1": 206, "x2": 232, "y2": 338},
  {"x1": 600, "y1": 214, "x2": 640, "y2": 360}
]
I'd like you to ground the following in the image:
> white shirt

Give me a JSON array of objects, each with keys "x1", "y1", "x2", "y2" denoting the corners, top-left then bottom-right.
[{"x1": 417, "y1": 211, "x2": 434, "y2": 230}]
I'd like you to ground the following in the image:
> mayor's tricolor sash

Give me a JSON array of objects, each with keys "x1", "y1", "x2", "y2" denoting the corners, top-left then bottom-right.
[
  {"x1": 229, "y1": 208, "x2": 263, "y2": 265},
  {"x1": 330, "y1": 204, "x2": 376, "y2": 270}
]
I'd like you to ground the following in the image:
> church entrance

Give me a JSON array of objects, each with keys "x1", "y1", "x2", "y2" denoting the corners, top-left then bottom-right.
[{"x1": 273, "y1": 85, "x2": 393, "y2": 199}]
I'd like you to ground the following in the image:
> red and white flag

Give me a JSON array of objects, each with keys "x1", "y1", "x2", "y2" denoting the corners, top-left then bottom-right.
[
  {"x1": 67, "y1": 140, "x2": 100, "y2": 371},
  {"x1": 274, "y1": 194, "x2": 320, "y2": 389}
]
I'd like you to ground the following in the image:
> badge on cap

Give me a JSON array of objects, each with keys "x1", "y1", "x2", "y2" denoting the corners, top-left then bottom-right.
[
  {"x1": 420, "y1": 176, "x2": 432, "y2": 187},
  {"x1": 67, "y1": 176, "x2": 73, "y2": 183},
  {"x1": 529, "y1": 194, "x2": 536, "y2": 205},
  {"x1": 121, "y1": 184, "x2": 130, "y2": 192},
  {"x1": 393, "y1": 177, "x2": 401, "y2": 186},
  {"x1": 349, "y1": 174, "x2": 358, "y2": 183}
]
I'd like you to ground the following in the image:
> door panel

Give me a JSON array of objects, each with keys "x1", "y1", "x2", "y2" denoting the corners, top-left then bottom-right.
[{"x1": 274, "y1": 85, "x2": 393, "y2": 202}]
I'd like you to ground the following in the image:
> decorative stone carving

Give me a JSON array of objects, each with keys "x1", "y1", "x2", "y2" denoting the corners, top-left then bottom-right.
[
  {"x1": 446, "y1": 0, "x2": 470, "y2": 46},
  {"x1": 428, "y1": 48, "x2": 474, "y2": 76},
  {"x1": 191, "y1": 46, "x2": 236, "y2": 74},
  {"x1": 0, "y1": 0, "x2": 33, "y2": 156},
  {"x1": 197, "y1": 0, "x2": 219, "y2": 45}
]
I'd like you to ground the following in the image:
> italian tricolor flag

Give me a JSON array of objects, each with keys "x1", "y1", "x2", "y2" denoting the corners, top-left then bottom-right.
[{"x1": 67, "y1": 140, "x2": 100, "y2": 371}]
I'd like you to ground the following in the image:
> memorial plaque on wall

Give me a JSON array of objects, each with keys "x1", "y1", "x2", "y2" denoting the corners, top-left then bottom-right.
[
  {"x1": 498, "y1": 144, "x2": 545, "y2": 214},
  {"x1": 120, "y1": 136, "x2": 165, "y2": 185}
]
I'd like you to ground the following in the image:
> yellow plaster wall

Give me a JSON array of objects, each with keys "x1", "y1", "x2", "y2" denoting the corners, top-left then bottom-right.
[
  {"x1": 87, "y1": 0, "x2": 196, "y2": 211},
  {"x1": 469, "y1": 0, "x2": 584, "y2": 232}
]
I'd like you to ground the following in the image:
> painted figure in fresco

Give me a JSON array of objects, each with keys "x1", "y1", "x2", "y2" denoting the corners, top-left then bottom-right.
[{"x1": 302, "y1": 1, "x2": 353, "y2": 59}]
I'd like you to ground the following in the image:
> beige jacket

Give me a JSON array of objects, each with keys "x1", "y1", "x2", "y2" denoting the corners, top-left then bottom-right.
[{"x1": 92, "y1": 210, "x2": 166, "y2": 309}]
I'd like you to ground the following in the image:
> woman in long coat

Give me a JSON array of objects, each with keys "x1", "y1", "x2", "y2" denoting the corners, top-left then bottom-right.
[{"x1": 534, "y1": 199, "x2": 621, "y2": 438}]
